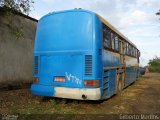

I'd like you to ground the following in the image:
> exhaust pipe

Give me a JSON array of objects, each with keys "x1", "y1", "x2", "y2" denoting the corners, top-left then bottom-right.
[{"x1": 82, "y1": 94, "x2": 87, "y2": 100}]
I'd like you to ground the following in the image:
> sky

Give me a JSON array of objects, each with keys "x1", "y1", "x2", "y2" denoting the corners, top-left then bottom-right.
[{"x1": 29, "y1": 0, "x2": 160, "y2": 66}]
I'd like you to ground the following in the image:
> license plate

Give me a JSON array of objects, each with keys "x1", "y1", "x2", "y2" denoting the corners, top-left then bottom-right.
[{"x1": 54, "y1": 77, "x2": 65, "y2": 82}]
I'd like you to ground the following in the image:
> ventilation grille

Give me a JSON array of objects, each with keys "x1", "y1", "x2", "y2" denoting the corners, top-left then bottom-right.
[
  {"x1": 85, "y1": 55, "x2": 92, "y2": 76},
  {"x1": 34, "y1": 56, "x2": 38, "y2": 74}
]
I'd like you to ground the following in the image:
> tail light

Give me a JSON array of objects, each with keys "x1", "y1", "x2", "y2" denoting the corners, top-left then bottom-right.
[
  {"x1": 84, "y1": 80, "x2": 99, "y2": 87},
  {"x1": 33, "y1": 77, "x2": 39, "y2": 83}
]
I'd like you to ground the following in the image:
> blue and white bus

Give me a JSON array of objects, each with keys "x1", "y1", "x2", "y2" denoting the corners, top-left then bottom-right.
[{"x1": 31, "y1": 9, "x2": 140, "y2": 100}]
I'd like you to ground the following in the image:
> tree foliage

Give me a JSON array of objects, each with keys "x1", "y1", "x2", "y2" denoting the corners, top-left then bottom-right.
[
  {"x1": 148, "y1": 56, "x2": 160, "y2": 73},
  {"x1": 156, "y1": 9, "x2": 160, "y2": 15},
  {"x1": 0, "y1": 0, "x2": 34, "y2": 15},
  {"x1": 156, "y1": 9, "x2": 160, "y2": 21}
]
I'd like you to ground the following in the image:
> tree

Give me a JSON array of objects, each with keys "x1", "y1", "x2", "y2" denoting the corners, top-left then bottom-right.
[
  {"x1": 0, "y1": 0, "x2": 34, "y2": 15},
  {"x1": 148, "y1": 56, "x2": 160, "y2": 73},
  {"x1": 156, "y1": 10, "x2": 160, "y2": 15},
  {"x1": 156, "y1": 9, "x2": 160, "y2": 21},
  {"x1": 0, "y1": 0, "x2": 35, "y2": 40}
]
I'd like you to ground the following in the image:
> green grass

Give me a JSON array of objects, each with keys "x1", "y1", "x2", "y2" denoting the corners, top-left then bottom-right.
[{"x1": 50, "y1": 99, "x2": 59, "y2": 106}]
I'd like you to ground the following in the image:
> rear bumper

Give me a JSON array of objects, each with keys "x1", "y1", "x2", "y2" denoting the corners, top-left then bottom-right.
[
  {"x1": 54, "y1": 87, "x2": 101, "y2": 100},
  {"x1": 31, "y1": 84, "x2": 55, "y2": 97},
  {"x1": 31, "y1": 84, "x2": 101, "y2": 100}
]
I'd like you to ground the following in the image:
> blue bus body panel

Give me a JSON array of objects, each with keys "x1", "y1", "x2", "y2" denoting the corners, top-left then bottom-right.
[
  {"x1": 102, "y1": 49, "x2": 120, "y2": 99},
  {"x1": 40, "y1": 55, "x2": 83, "y2": 88},
  {"x1": 103, "y1": 50, "x2": 120, "y2": 67},
  {"x1": 31, "y1": 84, "x2": 55, "y2": 96},
  {"x1": 34, "y1": 11, "x2": 93, "y2": 52},
  {"x1": 108, "y1": 70, "x2": 116, "y2": 96},
  {"x1": 125, "y1": 67, "x2": 138, "y2": 86}
]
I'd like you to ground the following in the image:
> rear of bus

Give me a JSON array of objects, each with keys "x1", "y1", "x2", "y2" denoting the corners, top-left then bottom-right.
[{"x1": 31, "y1": 10, "x2": 103, "y2": 100}]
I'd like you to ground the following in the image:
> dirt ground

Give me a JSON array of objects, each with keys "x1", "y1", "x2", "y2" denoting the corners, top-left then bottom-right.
[{"x1": 0, "y1": 73, "x2": 160, "y2": 116}]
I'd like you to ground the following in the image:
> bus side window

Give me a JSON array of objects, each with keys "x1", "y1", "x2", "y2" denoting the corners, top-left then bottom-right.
[
  {"x1": 131, "y1": 46, "x2": 133, "y2": 56},
  {"x1": 133, "y1": 48, "x2": 135, "y2": 57},
  {"x1": 111, "y1": 33, "x2": 115, "y2": 50},
  {"x1": 106, "y1": 29, "x2": 111, "y2": 49},
  {"x1": 124, "y1": 42, "x2": 127, "y2": 54},
  {"x1": 138, "y1": 51, "x2": 140, "y2": 63},
  {"x1": 134, "y1": 48, "x2": 136, "y2": 57},
  {"x1": 126, "y1": 43, "x2": 128, "y2": 55},
  {"x1": 131, "y1": 45, "x2": 133, "y2": 56},
  {"x1": 135, "y1": 49, "x2": 137, "y2": 58},
  {"x1": 103, "y1": 24, "x2": 111, "y2": 49},
  {"x1": 115, "y1": 36, "x2": 119, "y2": 51},
  {"x1": 133, "y1": 47, "x2": 134, "y2": 57},
  {"x1": 128, "y1": 44, "x2": 131, "y2": 56},
  {"x1": 103, "y1": 24, "x2": 107, "y2": 48},
  {"x1": 133, "y1": 47, "x2": 135, "y2": 57}
]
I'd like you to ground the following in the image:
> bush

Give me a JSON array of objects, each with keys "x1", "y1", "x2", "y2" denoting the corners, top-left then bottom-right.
[
  {"x1": 0, "y1": 0, "x2": 34, "y2": 15},
  {"x1": 148, "y1": 57, "x2": 160, "y2": 73}
]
